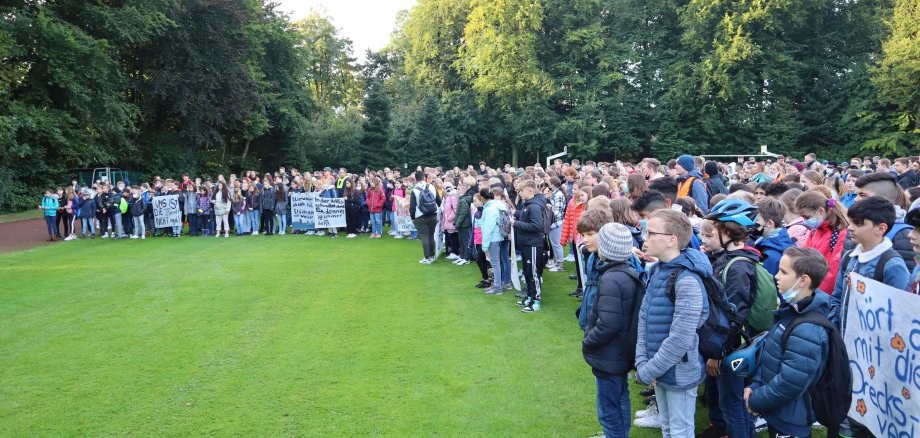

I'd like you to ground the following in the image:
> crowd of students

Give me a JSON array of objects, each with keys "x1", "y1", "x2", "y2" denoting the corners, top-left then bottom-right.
[{"x1": 37, "y1": 153, "x2": 920, "y2": 438}]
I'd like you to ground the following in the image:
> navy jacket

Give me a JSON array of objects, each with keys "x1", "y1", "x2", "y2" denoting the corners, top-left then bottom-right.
[
  {"x1": 755, "y1": 228, "x2": 795, "y2": 276},
  {"x1": 749, "y1": 293, "x2": 830, "y2": 437},
  {"x1": 583, "y1": 261, "x2": 643, "y2": 376},
  {"x1": 712, "y1": 247, "x2": 760, "y2": 323}
]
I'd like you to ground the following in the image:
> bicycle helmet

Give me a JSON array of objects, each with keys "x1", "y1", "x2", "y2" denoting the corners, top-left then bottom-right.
[
  {"x1": 724, "y1": 331, "x2": 768, "y2": 378},
  {"x1": 705, "y1": 198, "x2": 759, "y2": 227}
]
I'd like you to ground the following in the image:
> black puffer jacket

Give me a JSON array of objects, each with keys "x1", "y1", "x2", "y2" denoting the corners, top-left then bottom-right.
[
  {"x1": 582, "y1": 261, "x2": 645, "y2": 376},
  {"x1": 712, "y1": 247, "x2": 760, "y2": 324},
  {"x1": 513, "y1": 194, "x2": 546, "y2": 247}
]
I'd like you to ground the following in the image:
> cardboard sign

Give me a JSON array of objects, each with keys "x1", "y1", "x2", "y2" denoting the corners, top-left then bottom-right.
[
  {"x1": 844, "y1": 273, "x2": 920, "y2": 437},
  {"x1": 314, "y1": 198, "x2": 346, "y2": 229},
  {"x1": 152, "y1": 195, "x2": 181, "y2": 228},
  {"x1": 291, "y1": 193, "x2": 315, "y2": 229}
]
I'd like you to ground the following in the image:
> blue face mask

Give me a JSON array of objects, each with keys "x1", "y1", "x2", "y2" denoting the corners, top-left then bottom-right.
[
  {"x1": 639, "y1": 218, "x2": 649, "y2": 231},
  {"x1": 803, "y1": 214, "x2": 825, "y2": 229},
  {"x1": 782, "y1": 278, "x2": 803, "y2": 302}
]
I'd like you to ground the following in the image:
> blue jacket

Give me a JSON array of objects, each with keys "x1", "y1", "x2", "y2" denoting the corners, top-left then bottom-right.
[
  {"x1": 480, "y1": 200, "x2": 508, "y2": 251},
  {"x1": 679, "y1": 169, "x2": 710, "y2": 214},
  {"x1": 635, "y1": 248, "x2": 711, "y2": 390},
  {"x1": 577, "y1": 252, "x2": 600, "y2": 330},
  {"x1": 755, "y1": 228, "x2": 795, "y2": 276},
  {"x1": 840, "y1": 192, "x2": 857, "y2": 209},
  {"x1": 749, "y1": 293, "x2": 830, "y2": 437},
  {"x1": 41, "y1": 196, "x2": 59, "y2": 216},
  {"x1": 830, "y1": 240, "x2": 910, "y2": 327}
]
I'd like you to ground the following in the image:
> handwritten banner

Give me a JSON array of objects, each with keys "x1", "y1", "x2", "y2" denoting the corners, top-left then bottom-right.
[
  {"x1": 395, "y1": 197, "x2": 415, "y2": 233},
  {"x1": 845, "y1": 273, "x2": 920, "y2": 437},
  {"x1": 152, "y1": 195, "x2": 181, "y2": 228},
  {"x1": 291, "y1": 192, "x2": 315, "y2": 229},
  {"x1": 314, "y1": 197, "x2": 346, "y2": 229}
]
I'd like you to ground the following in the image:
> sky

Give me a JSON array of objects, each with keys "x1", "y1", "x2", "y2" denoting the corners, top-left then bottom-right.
[{"x1": 276, "y1": 0, "x2": 417, "y2": 61}]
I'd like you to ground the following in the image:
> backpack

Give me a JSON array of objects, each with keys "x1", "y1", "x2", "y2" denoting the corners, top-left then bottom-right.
[
  {"x1": 666, "y1": 267, "x2": 745, "y2": 360},
  {"x1": 129, "y1": 198, "x2": 146, "y2": 217},
  {"x1": 497, "y1": 208, "x2": 512, "y2": 238},
  {"x1": 119, "y1": 197, "x2": 128, "y2": 214},
  {"x1": 781, "y1": 311, "x2": 851, "y2": 435},
  {"x1": 542, "y1": 202, "x2": 553, "y2": 237},
  {"x1": 841, "y1": 248, "x2": 900, "y2": 283},
  {"x1": 721, "y1": 257, "x2": 779, "y2": 333},
  {"x1": 417, "y1": 184, "x2": 438, "y2": 216}
]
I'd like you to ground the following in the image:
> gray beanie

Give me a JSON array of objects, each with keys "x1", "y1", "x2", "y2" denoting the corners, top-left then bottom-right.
[{"x1": 598, "y1": 222, "x2": 634, "y2": 262}]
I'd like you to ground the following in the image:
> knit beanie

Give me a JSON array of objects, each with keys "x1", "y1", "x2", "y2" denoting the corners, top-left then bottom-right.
[
  {"x1": 598, "y1": 223, "x2": 634, "y2": 262},
  {"x1": 676, "y1": 155, "x2": 696, "y2": 172}
]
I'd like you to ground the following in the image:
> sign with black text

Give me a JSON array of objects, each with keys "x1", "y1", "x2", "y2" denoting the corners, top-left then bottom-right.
[
  {"x1": 153, "y1": 195, "x2": 182, "y2": 228},
  {"x1": 314, "y1": 198, "x2": 346, "y2": 228}
]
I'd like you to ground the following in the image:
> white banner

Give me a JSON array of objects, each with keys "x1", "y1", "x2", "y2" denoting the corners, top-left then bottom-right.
[
  {"x1": 314, "y1": 197, "x2": 346, "y2": 229},
  {"x1": 152, "y1": 195, "x2": 182, "y2": 228},
  {"x1": 395, "y1": 197, "x2": 415, "y2": 233},
  {"x1": 291, "y1": 192, "x2": 315, "y2": 228},
  {"x1": 844, "y1": 273, "x2": 920, "y2": 437}
]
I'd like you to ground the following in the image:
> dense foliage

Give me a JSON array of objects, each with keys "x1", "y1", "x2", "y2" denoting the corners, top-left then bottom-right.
[{"x1": 1, "y1": 0, "x2": 917, "y2": 211}]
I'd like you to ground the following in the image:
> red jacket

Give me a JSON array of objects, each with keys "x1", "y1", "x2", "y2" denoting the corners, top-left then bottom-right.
[
  {"x1": 366, "y1": 188, "x2": 386, "y2": 213},
  {"x1": 805, "y1": 221, "x2": 848, "y2": 294},
  {"x1": 560, "y1": 199, "x2": 585, "y2": 245}
]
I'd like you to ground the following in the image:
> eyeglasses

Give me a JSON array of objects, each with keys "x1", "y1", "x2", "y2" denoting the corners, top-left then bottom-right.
[{"x1": 641, "y1": 229, "x2": 674, "y2": 240}]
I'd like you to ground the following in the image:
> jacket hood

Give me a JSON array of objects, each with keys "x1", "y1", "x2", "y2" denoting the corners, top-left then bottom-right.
[
  {"x1": 682, "y1": 169, "x2": 705, "y2": 180},
  {"x1": 661, "y1": 248, "x2": 713, "y2": 278},
  {"x1": 778, "y1": 289, "x2": 831, "y2": 317},
  {"x1": 724, "y1": 246, "x2": 762, "y2": 263},
  {"x1": 485, "y1": 199, "x2": 508, "y2": 210},
  {"x1": 757, "y1": 228, "x2": 795, "y2": 253},
  {"x1": 524, "y1": 193, "x2": 546, "y2": 207}
]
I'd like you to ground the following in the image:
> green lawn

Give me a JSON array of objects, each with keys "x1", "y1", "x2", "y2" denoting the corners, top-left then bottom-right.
[
  {"x1": 0, "y1": 209, "x2": 42, "y2": 223},
  {"x1": 0, "y1": 231, "x2": 822, "y2": 436}
]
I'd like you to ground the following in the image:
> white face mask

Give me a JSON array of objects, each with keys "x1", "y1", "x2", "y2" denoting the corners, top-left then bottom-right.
[{"x1": 782, "y1": 278, "x2": 803, "y2": 302}]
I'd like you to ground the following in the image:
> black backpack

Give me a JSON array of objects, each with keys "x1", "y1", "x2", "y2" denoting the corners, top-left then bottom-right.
[
  {"x1": 841, "y1": 248, "x2": 899, "y2": 283},
  {"x1": 665, "y1": 267, "x2": 744, "y2": 360},
  {"x1": 542, "y1": 202, "x2": 553, "y2": 237},
  {"x1": 417, "y1": 184, "x2": 438, "y2": 215},
  {"x1": 780, "y1": 311, "x2": 851, "y2": 436}
]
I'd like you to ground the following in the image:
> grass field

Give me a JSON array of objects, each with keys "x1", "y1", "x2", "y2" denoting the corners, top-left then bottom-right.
[
  {"x1": 0, "y1": 231, "x2": 823, "y2": 436},
  {"x1": 0, "y1": 209, "x2": 41, "y2": 223}
]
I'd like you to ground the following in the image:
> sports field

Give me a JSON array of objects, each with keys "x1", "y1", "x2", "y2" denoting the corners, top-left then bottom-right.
[{"x1": 0, "y1": 231, "x2": 817, "y2": 436}]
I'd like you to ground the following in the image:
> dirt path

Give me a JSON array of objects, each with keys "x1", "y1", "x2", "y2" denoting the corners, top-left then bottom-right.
[{"x1": 0, "y1": 218, "x2": 57, "y2": 253}]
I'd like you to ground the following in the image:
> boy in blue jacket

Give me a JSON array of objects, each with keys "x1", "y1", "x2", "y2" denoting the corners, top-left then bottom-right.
[
  {"x1": 635, "y1": 209, "x2": 709, "y2": 437},
  {"x1": 745, "y1": 247, "x2": 830, "y2": 438},
  {"x1": 754, "y1": 198, "x2": 795, "y2": 276}
]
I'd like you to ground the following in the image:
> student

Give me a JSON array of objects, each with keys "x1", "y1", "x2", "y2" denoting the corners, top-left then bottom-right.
[
  {"x1": 390, "y1": 180, "x2": 407, "y2": 238},
  {"x1": 366, "y1": 177, "x2": 386, "y2": 238},
  {"x1": 344, "y1": 179, "x2": 361, "y2": 238},
  {"x1": 196, "y1": 186, "x2": 213, "y2": 237},
  {"x1": 830, "y1": 196, "x2": 910, "y2": 325},
  {"x1": 441, "y1": 182, "x2": 460, "y2": 257},
  {"x1": 634, "y1": 209, "x2": 709, "y2": 438},
  {"x1": 318, "y1": 183, "x2": 338, "y2": 238},
  {"x1": 583, "y1": 222, "x2": 645, "y2": 438},
  {"x1": 471, "y1": 193, "x2": 492, "y2": 288},
  {"x1": 129, "y1": 188, "x2": 146, "y2": 239},
  {"x1": 795, "y1": 190, "x2": 849, "y2": 294},
  {"x1": 779, "y1": 189, "x2": 808, "y2": 248},
  {"x1": 852, "y1": 172, "x2": 916, "y2": 272},
  {"x1": 231, "y1": 188, "x2": 247, "y2": 236},
  {"x1": 453, "y1": 178, "x2": 475, "y2": 265},
  {"x1": 840, "y1": 170, "x2": 861, "y2": 208},
  {"x1": 273, "y1": 184, "x2": 288, "y2": 236},
  {"x1": 213, "y1": 183, "x2": 231, "y2": 238},
  {"x1": 39, "y1": 189, "x2": 59, "y2": 241},
  {"x1": 674, "y1": 154, "x2": 710, "y2": 214},
  {"x1": 261, "y1": 183, "x2": 276, "y2": 235},
  {"x1": 480, "y1": 188, "x2": 510, "y2": 294},
  {"x1": 704, "y1": 199, "x2": 763, "y2": 438},
  {"x1": 246, "y1": 183, "x2": 262, "y2": 236},
  {"x1": 547, "y1": 177, "x2": 569, "y2": 271},
  {"x1": 905, "y1": 209, "x2": 920, "y2": 294},
  {"x1": 78, "y1": 189, "x2": 96, "y2": 238},
  {"x1": 513, "y1": 180, "x2": 547, "y2": 312},
  {"x1": 561, "y1": 186, "x2": 590, "y2": 297},
  {"x1": 576, "y1": 209, "x2": 615, "y2": 330},
  {"x1": 754, "y1": 198, "x2": 795, "y2": 276},
  {"x1": 745, "y1": 247, "x2": 830, "y2": 438}
]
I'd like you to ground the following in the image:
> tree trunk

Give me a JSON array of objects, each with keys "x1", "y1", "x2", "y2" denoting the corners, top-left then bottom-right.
[
  {"x1": 512, "y1": 144, "x2": 519, "y2": 168},
  {"x1": 240, "y1": 138, "x2": 251, "y2": 168}
]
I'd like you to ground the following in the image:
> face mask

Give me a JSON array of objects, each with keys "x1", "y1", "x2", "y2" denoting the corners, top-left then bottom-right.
[
  {"x1": 749, "y1": 225, "x2": 764, "y2": 239},
  {"x1": 782, "y1": 278, "x2": 803, "y2": 302},
  {"x1": 803, "y1": 214, "x2": 825, "y2": 229},
  {"x1": 639, "y1": 218, "x2": 649, "y2": 231}
]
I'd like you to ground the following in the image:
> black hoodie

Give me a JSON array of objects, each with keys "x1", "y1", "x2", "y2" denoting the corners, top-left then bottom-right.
[{"x1": 513, "y1": 193, "x2": 547, "y2": 247}]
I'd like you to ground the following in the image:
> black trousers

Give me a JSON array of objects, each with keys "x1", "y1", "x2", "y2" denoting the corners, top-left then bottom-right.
[
  {"x1": 520, "y1": 245, "x2": 544, "y2": 300},
  {"x1": 413, "y1": 214, "x2": 438, "y2": 259},
  {"x1": 445, "y1": 231, "x2": 460, "y2": 256},
  {"x1": 459, "y1": 227, "x2": 473, "y2": 260},
  {"x1": 475, "y1": 244, "x2": 489, "y2": 280}
]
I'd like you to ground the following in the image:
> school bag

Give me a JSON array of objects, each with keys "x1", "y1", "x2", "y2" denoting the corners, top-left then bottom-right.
[
  {"x1": 417, "y1": 184, "x2": 438, "y2": 216},
  {"x1": 780, "y1": 311, "x2": 851, "y2": 436},
  {"x1": 497, "y1": 208, "x2": 512, "y2": 238},
  {"x1": 119, "y1": 197, "x2": 128, "y2": 214},
  {"x1": 129, "y1": 198, "x2": 146, "y2": 217},
  {"x1": 841, "y1": 248, "x2": 900, "y2": 283},
  {"x1": 666, "y1": 267, "x2": 744, "y2": 360},
  {"x1": 542, "y1": 202, "x2": 553, "y2": 237},
  {"x1": 721, "y1": 257, "x2": 779, "y2": 333}
]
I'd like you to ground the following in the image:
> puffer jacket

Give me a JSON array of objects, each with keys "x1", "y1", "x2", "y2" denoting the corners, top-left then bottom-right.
[
  {"x1": 804, "y1": 221, "x2": 848, "y2": 294},
  {"x1": 755, "y1": 228, "x2": 796, "y2": 276},
  {"x1": 583, "y1": 260, "x2": 644, "y2": 376},
  {"x1": 559, "y1": 199, "x2": 585, "y2": 245},
  {"x1": 830, "y1": 238, "x2": 910, "y2": 327},
  {"x1": 480, "y1": 199, "x2": 508, "y2": 252},
  {"x1": 366, "y1": 188, "x2": 386, "y2": 213},
  {"x1": 550, "y1": 189, "x2": 566, "y2": 230},
  {"x1": 441, "y1": 194, "x2": 458, "y2": 232},
  {"x1": 213, "y1": 193, "x2": 231, "y2": 215},
  {"x1": 513, "y1": 194, "x2": 546, "y2": 247},
  {"x1": 749, "y1": 293, "x2": 830, "y2": 437},
  {"x1": 260, "y1": 188, "x2": 276, "y2": 210},
  {"x1": 635, "y1": 248, "x2": 711, "y2": 390},
  {"x1": 713, "y1": 247, "x2": 760, "y2": 324},
  {"x1": 577, "y1": 251, "x2": 600, "y2": 330},
  {"x1": 472, "y1": 208, "x2": 483, "y2": 245},
  {"x1": 453, "y1": 192, "x2": 474, "y2": 229}
]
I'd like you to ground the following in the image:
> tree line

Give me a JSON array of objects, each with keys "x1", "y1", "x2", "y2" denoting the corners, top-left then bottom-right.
[{"x1": 1, "y1": 0, "x2": 917, "y2": 212}]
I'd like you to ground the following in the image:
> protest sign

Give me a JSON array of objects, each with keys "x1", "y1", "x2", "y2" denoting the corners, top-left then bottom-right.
[
  {"x1": 844, "y1": 273, "x2": 920, "y2": 437},
  {"x1": 314, "y1": 197, "x2": 346, "y2": 228},
  {"x1": 152, "y1": 195, "x2": 182, "y2": 228},
  {"x1": 395, "y1": 197, "x2": 415, "y2": 233},
  {"x1": 291, "y1": 192, "x2": 316, "y2": 230}
]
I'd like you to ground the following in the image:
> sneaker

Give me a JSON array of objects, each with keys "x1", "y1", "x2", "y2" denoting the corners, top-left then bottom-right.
[
  {"x1": 394, "y1": 234, "x2": 403, "y2": 239},
  {"x1": 696, "y1": 423, "x2": 727, "y2": 438},
  {"x1": 419, "y1": 258, "x2": 433, "y2": 264},
  {"x1": 347, "y1": 233, "x2": 356, "y2": 239},
  {"x1": 316, "y1": 231, "x2": 326, "y2": 236},
  {"x1": 516, "y1": 298, "x2": 531, "y2": 307},
  {"x1": 475, "y1": 280, "x2": 491, "y2": 289},
  {"x1": 306, "y1": 231, "x2": 316, "y2": 235},
  {"x1": 634, "y1": 410, "x2": 661, "y2": 429},
  {"x1": 635, "y1": 402, "x2": 658, "y2": 419},
  {"x1": 639, "y1": 386, "x2": 655, "y2": 397},
  {"x1": 569, "y1": 274, "x2": 578, "y2": 280},
  {"x1": 548, "y1": 265, "x2": 564, "y2": 272},
  {"x1": 502, "y1": 283, "x2": 512, "y2": 290},
  {"x1": 457, "y1": 259, "x2": 470, "y2": 266},
  {"x1": 130, "y1": 235, "x2": 138, "y2": 239},
  {"x1": 753, "y1": 417, "x2": 768, "y2": 433},
  {"x1": 101, "y1": 233, "x2": 109, "y2": 239},
  {"x1": 568, "y1": 289, "x2": 582, "y2": 297},
  {"x1": 532, "y1": 300, "x2": 541, "y2": 311},
  {"x1": 330, "y1": 234, "x2": 337, "y2": 238},
  {"x1": 484, "y1": 288, "x2": 503, "y2": 295},
  {"x1": 515, "y1": 292, "x2": 526, "y2": 298},
  {"x1": 141, "y1": 235, "x2": 145, "y2": 240},
  {"x1": 565, "y1": 254, "x2": 576, "y2": 262},
  {"x1": 445, "y1": 253, "x2": 459, "y2": 260},
  {"x1": 521, "y1": 305, "x2": 534, "y2": 313}
]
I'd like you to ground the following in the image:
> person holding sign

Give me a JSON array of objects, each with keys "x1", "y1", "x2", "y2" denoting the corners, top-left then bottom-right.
[{"x1": 745, "y1": 247, "x2": 831, "y2": 438}]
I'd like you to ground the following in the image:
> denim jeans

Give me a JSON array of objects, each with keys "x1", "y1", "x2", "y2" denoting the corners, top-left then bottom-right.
[
  {"x1": 370, "y1": 212, "x2": 383, "y2": 235},
  {"x1": 81, "y1": 217, "x2": 95, "y2": 236},
  {"x1": 499, "y1": 239, "x2": 511, "y2": 286},
  {"x1": 133, "y1": 216, "x2": 145, "y2": 237},
  {"x1": 235, "y1": 213, "x2": 247, "y2": 234},
  {"x1": 276, "y1": 212, "x2": 287, "y2": 234},
  {"x1": 248, "y1": 210, "x2": 260, "y2": 233},
  {"x1": 654, "y1": 385, "x2": 698, "y2": 438},
  {"x1": 44, "y1": 215, "x2": 56, "y2": 236},
  {"x1": 549, "y1": 226, "x2": 564, "y2": 264},
  {"x1": 718, "y1": 361, "x2": 753, "y2": 438},
  {"x1": 596, "y1": 374, "x2": 630, "y2": 438},
  {"x1": 487, "y1": 243, "x2": 504, "y2": 292}
]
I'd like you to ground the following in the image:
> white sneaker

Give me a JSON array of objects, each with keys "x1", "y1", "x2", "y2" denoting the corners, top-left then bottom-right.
[
  {"x1": 419, "y1": 258, "x2": 433, "y2": 264},
  {"x1": 564, "y1": 254, "x2": 575, "y2": 262},
  {"x1": 251, "y1": 231, "x2": 258, "y2": 236},
  {"x1": 446, "y1": 253, "x2": 459, "y2": 260},
  {"x1": 306, "y1": 231, "x2": 315, "y2": 235},
  {"x1": 388, "y1": 231, "x2": 396, "y2": 236},
  {"x1": 635, "y1": 402, "x2": 657, "y2": 419},
  {"x1": 456, "y1": 259, "x2": 470, "y2": 266},
  {"x1": 65, "y1": 235, "x2": 76, "y2": 241},
  {"x1": 316, "y1": 231, "x2": 326, "y2": 236},
  {"x1": 754, "y1": 416, "x2": 768, "y2": 432},
  {"x1": 141, "y1": 235, "x2": 145, "y2": 240},
  {"x1": 130, "y1": 235, "x2": 138, "y2": 239},
  {"x1": 634, "y1": 410, "x2": 661, "y2": 428},
  {"x1": 394, "y1": 234, "x2": 403, "y2": 239},
  {"x1": 101, "y1": 233, "x2": 109, "y2": 239},
  {"x1": 347, "y1": 234, "x2": 356, "y2": 239}
]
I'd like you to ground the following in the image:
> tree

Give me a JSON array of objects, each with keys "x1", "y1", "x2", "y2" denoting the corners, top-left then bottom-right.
[{"x1": 870, "y1": 0, "x2": 920, "y2": 154}]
